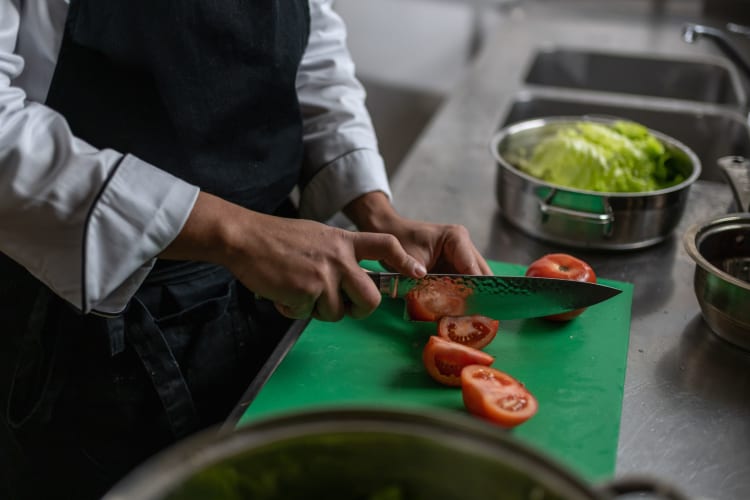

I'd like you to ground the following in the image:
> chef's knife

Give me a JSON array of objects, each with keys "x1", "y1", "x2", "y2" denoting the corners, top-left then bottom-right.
[{"x1": 367, "y1": 272, "x2": 621, "y2": 320}]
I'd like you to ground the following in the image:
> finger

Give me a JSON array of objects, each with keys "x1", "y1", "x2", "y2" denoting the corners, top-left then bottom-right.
[
  {"x1": 312, "y1": 282, "x2": 348, "y2": 322},
  {"x1": 340, "y1": 268, "x2": 382, "y2": 319},
  {"x1": 474, "y1": 248, "x2": 494, "y2": 275},
  {"x1": 444, "y1": 234, "x2": 489, "y2": 276},
  {"x1": 353, "y1": 233, "x2": 426, "y2": 278},
  {"x1": 274, "y1": 300, "x2": 315, "y2": 320}
]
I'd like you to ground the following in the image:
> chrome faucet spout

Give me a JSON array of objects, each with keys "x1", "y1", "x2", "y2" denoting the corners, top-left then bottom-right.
[
  {"x1": 682, "y1": 23, "x2": 750, "y2": 85},
  {"x1": 727, "y1": 23, "x2": 750, "y2": 38}
]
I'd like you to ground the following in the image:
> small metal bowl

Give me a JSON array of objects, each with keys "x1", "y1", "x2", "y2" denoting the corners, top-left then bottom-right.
[{"x1": 684, "y1": 213, "x2": 750, "y2": 350}]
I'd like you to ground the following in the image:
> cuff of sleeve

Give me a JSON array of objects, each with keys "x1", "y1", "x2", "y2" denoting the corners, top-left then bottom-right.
[
  {"x1": 85, "y1": 154, "x2": 199, "y2": 314},
  {"x1": 298, "y1": 148, "x2": 392, "y2": 222}
]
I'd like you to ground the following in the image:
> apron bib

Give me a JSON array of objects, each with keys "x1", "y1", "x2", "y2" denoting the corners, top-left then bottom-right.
[{"x1": 46, "y1": 0, "x2": 309, "y2": 213}]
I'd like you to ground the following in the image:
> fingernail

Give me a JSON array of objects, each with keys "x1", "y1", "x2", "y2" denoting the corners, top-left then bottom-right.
[{"x1": 413, "y1": 261, "x2": 427, "y2": 276}]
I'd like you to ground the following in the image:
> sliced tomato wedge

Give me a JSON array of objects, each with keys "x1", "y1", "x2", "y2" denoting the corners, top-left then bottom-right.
[
  {"x1": 422, "y1": 336, "x2": 494, "y2": 387},
  {"x1": 437, "y1": 315, "x2": 499, "y2": 350},
  {"x1": 460, "y1": 365, "x2": 538, "y2": 428},
  {"x1": 405, "y1": 277, "x2": 472, "y2": 322}
]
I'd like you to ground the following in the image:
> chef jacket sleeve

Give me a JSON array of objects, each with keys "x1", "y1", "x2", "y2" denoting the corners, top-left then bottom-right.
[
  {"x1": 296, "y1": 0, "x2": 393, "y2": 223},
  {"x1": 0, "y1": 0, "x2": 200, "y2": 315}
]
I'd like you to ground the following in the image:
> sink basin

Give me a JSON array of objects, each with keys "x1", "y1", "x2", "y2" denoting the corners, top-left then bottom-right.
[
  {"x1": 501, "y1": 91, "x2": 750, "y2": 183},
  {"x1": 524, "y1": 48, "x2": 747, "y2": 108}
]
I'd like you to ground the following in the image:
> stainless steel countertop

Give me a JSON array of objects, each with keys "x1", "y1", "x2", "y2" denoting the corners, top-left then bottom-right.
[{"x1": 389, "y1": 2, "x2": 750, "y2": 499}]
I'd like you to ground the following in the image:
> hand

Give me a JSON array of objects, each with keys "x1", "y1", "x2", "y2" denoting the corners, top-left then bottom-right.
[
  {"x1": 344, "y1": 192, "x2": 492, "y2": 276},
  {"x1": 161, "y1": 192, "x2": 427, "y2": 321}
]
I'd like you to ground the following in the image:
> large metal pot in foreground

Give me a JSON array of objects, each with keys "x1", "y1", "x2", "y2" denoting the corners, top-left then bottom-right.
[
  {"x1": 491, "y1": 117, "x2": 701, "y2": 250},
  {"x1": 104, "y1": 407, "x2": 687, "y2": 500}
]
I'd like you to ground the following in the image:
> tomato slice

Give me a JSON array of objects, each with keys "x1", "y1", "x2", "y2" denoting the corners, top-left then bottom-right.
[
  {"x1": 460, "y1": 365, "x2": 538, "y2": 428},
  {"x1": 405, "y1": 277, "x2": 472, "y2": 322},
  {"x1": 437, "y1": 315, "x2": 499, "y2": 350},
  {"x1": 525, "y1": 253, "x2": 597, "y2": 321},
  {"x1": 422, "y1": 336, "x2": 494, "y2": 387}
]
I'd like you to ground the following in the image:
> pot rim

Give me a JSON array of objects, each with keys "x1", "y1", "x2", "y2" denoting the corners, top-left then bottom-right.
[
  {"x1": 683, "y1": 212, "x2": 750, "y2": 292},
  {"x1": 490, "y1": 116, "x2": 702, "y2": 198},
  {"x1": 104, "y1": 406, "x2": 602, "y2": 500}
]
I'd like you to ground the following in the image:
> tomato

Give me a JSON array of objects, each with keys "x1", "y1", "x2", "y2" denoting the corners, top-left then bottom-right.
[
  {"x1": 405, "y1": 277, "x2": 471, "y2": 322},
  {"x1": 460, "y1": 365, "x2": 538, "y2": 428},
  {"x1": 422, "y1": 336, "x2": 494, "y2": 387},
  {"x1": 437, "y1": 315, "x2": 499, "y2": 350},
  {"x1": 524, "y1": 253, "x2": 597, "y2": 321}
]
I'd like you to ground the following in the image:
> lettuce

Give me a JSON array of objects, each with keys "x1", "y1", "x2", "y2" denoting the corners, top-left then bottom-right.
[{"x1": 514, "y1": 120, "x2": 685, "y2": 192}]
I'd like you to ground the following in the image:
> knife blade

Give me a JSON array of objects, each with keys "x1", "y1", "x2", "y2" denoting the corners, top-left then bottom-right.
[{"x1": 367, "y1": 272, "x2": 622, "y2": 320}]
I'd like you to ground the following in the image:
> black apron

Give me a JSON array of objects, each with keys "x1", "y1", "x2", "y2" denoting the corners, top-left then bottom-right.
[{"x1": 0, "y1": 1, "x2": 309, "y2": 499}]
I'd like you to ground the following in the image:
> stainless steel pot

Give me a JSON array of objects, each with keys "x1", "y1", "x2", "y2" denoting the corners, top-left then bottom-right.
[
  {"x1": 491, "y1": 117, "x2": 701, "y2": 250},
  {"x1": 684, "y1": 213, "x2": 750, "y2": 350},
  {"x1": 684, "y1": 156, "x2": 750, "y2": 350},
  {"x1": 103, "y1": 407, "x2": 688, "y2": 500}
]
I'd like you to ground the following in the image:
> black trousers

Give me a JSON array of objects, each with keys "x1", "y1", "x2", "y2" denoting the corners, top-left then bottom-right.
[{"x1": 0, "y1": 258, "x2": 291, "y2": 500}]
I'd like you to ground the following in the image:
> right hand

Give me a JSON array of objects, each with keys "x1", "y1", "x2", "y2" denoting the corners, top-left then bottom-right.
[{"x1": 161, "y1": 192, "x2": 426, "y2": 321}]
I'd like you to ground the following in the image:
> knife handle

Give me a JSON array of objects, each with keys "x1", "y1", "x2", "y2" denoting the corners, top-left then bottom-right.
[{"x1": 365, "y1": 271, "x2": 400, "y2": 298}]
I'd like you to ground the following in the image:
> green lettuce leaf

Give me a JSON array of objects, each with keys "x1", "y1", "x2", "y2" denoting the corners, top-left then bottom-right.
[{"x1": 514, "y1": 120, "x2": 685, "y2": 192}]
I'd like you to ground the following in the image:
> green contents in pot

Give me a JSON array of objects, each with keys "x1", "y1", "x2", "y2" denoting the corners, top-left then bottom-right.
[
  {"x1": 162, "y1": 432, "x2": 572, "y2": 500},
  {"x1": 513, "y1": 120, "x2": 686, "y2": 192}
]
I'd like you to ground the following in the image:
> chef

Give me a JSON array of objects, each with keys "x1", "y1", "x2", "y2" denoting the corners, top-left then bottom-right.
[{"x1": 0, "y1": 0, "x2": 491, "y2": 498}]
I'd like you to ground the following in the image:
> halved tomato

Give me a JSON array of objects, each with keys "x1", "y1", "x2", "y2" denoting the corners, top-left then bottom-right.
[
  {"x1": 437, "y1": 315, "x2": 499, "y2": 350},
  {"x1": 422, "y1": 336, "x2": 494, "y2": 387},
  {"x1": 460, "y1": 365, "x2": 538, "y2": 428},
  {"x1": 405, "y1": 277, "x2": 472, "y2": 322}
]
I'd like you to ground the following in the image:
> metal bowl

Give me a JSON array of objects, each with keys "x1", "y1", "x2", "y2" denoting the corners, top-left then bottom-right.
[
  {"x1": 491, "y1": 116, "x2": 701, "y2": 250},
  {"x1": 684, "y1": 213, "x2": 750, "y2": 350},
  {"x1": 103, "y1": 407, "x2": 687, "y2": 500}
]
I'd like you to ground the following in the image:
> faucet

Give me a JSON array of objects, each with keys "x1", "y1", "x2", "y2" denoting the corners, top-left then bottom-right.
[
  {"x1": 682, "y1": 23, "x2": 750, "y2": 86},
  {"x1": 727, "y1": 23, "x2": 750, "y2": 37}
]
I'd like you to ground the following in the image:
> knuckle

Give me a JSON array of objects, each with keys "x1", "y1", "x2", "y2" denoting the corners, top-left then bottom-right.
[
  {"x1": 447, "y1": 223, "x2": 469, "y2": 237},
  {"x1": 379, "y1": 233, "x2": 402, "y2": 252}
]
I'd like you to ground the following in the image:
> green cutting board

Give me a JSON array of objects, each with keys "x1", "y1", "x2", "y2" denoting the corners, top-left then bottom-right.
[{"x1": 238, "y1": 260, "x2": 633, "y2": 482}]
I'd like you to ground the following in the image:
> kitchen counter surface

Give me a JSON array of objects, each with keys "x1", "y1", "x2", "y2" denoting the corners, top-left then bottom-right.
[{"x1": 387, "y1": 1, "x2": 750, "y2": 499}]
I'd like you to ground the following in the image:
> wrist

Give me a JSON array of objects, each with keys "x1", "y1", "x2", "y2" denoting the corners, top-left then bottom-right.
[
  {"x1": 343, "y1": 191, "x2": 401, "y2": 233},
  {"x1": 160, "y1": 191, "x2": 249, "y2": 266}
]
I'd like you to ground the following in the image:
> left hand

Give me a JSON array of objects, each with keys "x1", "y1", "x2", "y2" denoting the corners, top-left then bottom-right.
[{"x1": 344, "y1": 192, "x2": 492, "y2": 276}]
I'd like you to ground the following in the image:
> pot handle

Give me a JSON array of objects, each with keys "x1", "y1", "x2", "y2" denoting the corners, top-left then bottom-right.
[
  {"x1": 538, "y1": 190, "x2": 615, "y2": 227},
  {"x1": 718, "y1": 155, "x2": 750, "y2": 212},
  {"x1": 538, "y1": 202, "x2": 615, "y2": 224},
  {"x1": 594, "y1": 475, "x2": 691, "y2": 500}
]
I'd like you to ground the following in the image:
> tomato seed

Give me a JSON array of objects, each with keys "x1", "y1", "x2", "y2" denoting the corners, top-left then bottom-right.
[
  {"x1": 435, "y1": 358, "x2": 461, "y2": 377},
  {"x1": 497, "y1": 394, "x2": 527, "y2": 411}
]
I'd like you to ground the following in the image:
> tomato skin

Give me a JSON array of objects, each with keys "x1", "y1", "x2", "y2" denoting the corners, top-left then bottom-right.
[
  {"x1": 460, "y1": 365, "x2": 538, "y2": 428},
  {"x1": 422, "y1": 336, "x2": 494, "y2": 387},
  {"x1": 437, "y1": 315, "x2": 499, "y2": 350},
  {"x1": 405, "y1": 278, "x2": 471, "y2": 322},
  {"x1": 525, "y1": 253, "x2": 597, "y2": 321}
]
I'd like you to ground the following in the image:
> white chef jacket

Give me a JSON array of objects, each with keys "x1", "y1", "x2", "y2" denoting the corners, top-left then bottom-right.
[{"x1": 0, "y1": 0, "x2": 391, "y2": 314}]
